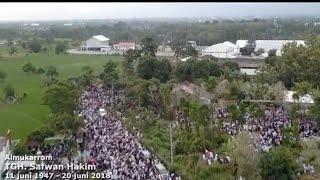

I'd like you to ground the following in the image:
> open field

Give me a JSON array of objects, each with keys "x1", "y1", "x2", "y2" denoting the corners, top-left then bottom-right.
[
  {"x1": 0, "y1": 53, "x2": 123, "y2": 140},
  {"x1": 0, "y1": 45, "x2": 28, "y2": 57}
]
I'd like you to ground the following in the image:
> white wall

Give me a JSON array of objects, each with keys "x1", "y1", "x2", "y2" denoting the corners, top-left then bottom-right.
[
  {"x1": 119, "y1": 44, "x2": 135, "y2": 51},
  {"x1": 202, "y1": 50, "x2": 235, "y2": 58},
  {"x1": 233, "y1": 47, "x2": 240, "y2": 55},
  {"x1": 85, "y1": 37, "x2": 109, "y2": 48},
  {"x1": 101, "y1": 47, "x2": 111, "y2": 52}
]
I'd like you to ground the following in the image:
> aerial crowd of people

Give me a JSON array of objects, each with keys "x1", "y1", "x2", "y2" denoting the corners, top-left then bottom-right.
[
  {"x1": 218, "y1": 105, "x2": 319, "y2": 152},
  {"x1": 25, "y1": 84, "x2": 181, "y2": 180},
  {"x1": 23, "y1": 84, "x2": 319, "y2": 178},
  {"x1": 173, "y1": 104, "x2": 318, "y2": 154},
  {"x1": 78, "y1": 84, "x2": 179, "y2": 180}
]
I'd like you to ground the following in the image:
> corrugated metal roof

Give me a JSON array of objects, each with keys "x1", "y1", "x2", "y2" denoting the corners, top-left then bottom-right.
[
  {"x1": 236, "y1": 40, "x2": 248, "y2": 48},
  {"x1": 254, "y1": 40, "x2": 305, "y2": 53},
  {"x1": 203, "y1": 41, "x2": 238, "y2": 53},
  {"x1": 223, "y1": 41, "x2": 238, "y2": 48},
  {"x1": 93, "y1": 35, "x2": 110, "y2": 41}
]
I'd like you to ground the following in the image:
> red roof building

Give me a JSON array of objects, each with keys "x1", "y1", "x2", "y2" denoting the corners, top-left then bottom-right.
[{"x1": 113, "y1": 41, "x2": 136, "y2": 51}]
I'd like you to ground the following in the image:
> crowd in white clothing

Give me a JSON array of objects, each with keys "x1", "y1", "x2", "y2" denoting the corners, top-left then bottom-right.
[
  {"x1": 217, "y1": 105, "x2": 319, "y2": 152},
  {"x1": 79, "y1": 84, "x2": 179, "y2": 180}
]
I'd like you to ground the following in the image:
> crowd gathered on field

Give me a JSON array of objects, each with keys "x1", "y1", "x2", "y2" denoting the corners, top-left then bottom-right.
[{"x1": 218, "y1": 105, "x2": 319, "y2": 152}]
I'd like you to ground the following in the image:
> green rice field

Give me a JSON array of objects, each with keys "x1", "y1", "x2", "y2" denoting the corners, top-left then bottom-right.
[{"x1": 0, "y1": 53, "x2": 122, "y2": 140}]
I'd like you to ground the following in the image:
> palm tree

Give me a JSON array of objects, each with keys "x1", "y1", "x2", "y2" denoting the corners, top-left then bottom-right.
[
  {"x1": 294, "y1": 81, "x2": 312, "y2": 116},
  {"x1": 288, "y1": 104, "x2": 300, "y2": 142},
  {"x1": 9, "y1": 46, "x2": 17, "y2": 56}
]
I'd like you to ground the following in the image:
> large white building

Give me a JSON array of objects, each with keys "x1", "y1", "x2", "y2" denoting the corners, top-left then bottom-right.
[
  {"x1": 235, "y1": 40, "x2": 305, "y2": 57},
  {"x1": 236, "y1": 40, "x2": 249, "y2": 48},
  {"x1": 80, "y1": 35, "x2": 111, "y2": 52},
  {"x1": 255, "y1": 40, "x2": 306, "y2": 57},
  {"x1": 235, "y1": 40, "x2": 306, "y2": 57},
  {"x1": 202, "y1": 41, "x2": 240, "y2": 58}
]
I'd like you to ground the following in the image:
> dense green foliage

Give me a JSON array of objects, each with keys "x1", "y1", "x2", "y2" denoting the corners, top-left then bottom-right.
[
  {"x1": 22, "y1": 62, "x2": 36, "y2": 73},
  {"x1": 43, "y1": 81, "x2": 80, "y2": 114},
  {"x1": 172, "y1": 45, "x2": 198, "y2": 58},
  {"x1": 259, "y1": 38, "x2": 320, "y2": 89},
  {"x1": 27, "y1": 127, "x2": 54, "y2": 143},
  {"x1": 100, "y1": 61, "x2": 119, "y2": 87},
  {"x1": 44, "y1": 65, "x2": 59, "y2": 77},
  {"x1": 12, "y1": 142, "x2": 29, "y2": 155},
  {"x1": 175, "y1": 58, "x2": 237, "y2": 82},
  {"x1": 141, "y1": 36, "x2": 158, "y2": 57},
  {"x1": 55, "y1": 43, "x2": 67, "y2": 54},
  {"x1": 9, "y1": 45, "x2": 18, "y2": 56},
  {"x1": 2, "y1": 84, "x2": 15, "y2": 99},
  {"x1": 205, "y1": 76, "x2": 217, "y2": 92},
  {"x1": 28, "y1": 39, "x2": 42, "y2": 53},
  {"x1": 136, "y1": 56, "x2": 172, "y2": 83},
  {"x1": 260, "y1": 146, "x2": 298, "y2": 180},
  {"x1": 48, "y1": 112, "x2": 83, "y2": 135},
  {"x1": 36, "y1": 67, "x2": 45, "y2": 74},
  {"x1": 79, "y1": 65, "x2": 95, "y2": 87}
]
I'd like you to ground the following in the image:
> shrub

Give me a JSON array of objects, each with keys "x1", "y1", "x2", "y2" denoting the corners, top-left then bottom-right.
[
  {"x1": 260, "y1": 146, "x2": 298, "y2": 180},
  {"x1": 0, "y1": 70, "x2": 7, "y2": 81},
  {"x1": 12, "y1": 143, "x2": 29, "y2": 155},
  {"x1": 22, "y1": 62, "x2": 36, "y2": 73},
  {"x1": 37, "y1": 67, "x2": 45, "y2": 74},
  {"x1": 2, "y1": 84, "x2": 15, "y2": 99},
  {"x1": 55, "y1": 43, "x2": 67, "y2": 54},
  {"x1": 29, "y1": 40, "x2": 42, "y2": 53}
]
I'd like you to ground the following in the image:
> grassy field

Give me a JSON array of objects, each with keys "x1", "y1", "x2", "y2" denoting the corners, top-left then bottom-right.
[
  {"x1": 0, "y1": 45, "x2": 28, "y2": 57},
  {"x1": 0, "y1": 53, "x2": 123, "y2": 140}
]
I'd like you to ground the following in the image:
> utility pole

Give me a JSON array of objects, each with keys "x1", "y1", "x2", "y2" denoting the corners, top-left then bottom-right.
[
  {"x1": 138, "y1": 96, "x2": 141, "y2": 108},
  {"x1": 111, "y1": 83, "x2": 114, "y2": 107},
  {"x1": 169, "y1": 122, "x2": 173, "y2": 163},
  {"x1": 317, "y1": 60, "x2": 320, "y2": 87},
  {"x1": 139, "y1": 116, "x2": 141, "y2": 138}
]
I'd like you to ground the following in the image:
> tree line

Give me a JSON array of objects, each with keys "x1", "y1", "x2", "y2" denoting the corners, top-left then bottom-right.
[{"x1": 1, "y1": 18, "x2": 319, "y2": 47}]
